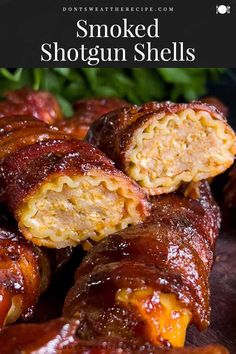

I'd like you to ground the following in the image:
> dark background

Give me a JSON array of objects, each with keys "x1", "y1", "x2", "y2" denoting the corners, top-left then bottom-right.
[
  {"x1": 208, "y1": 68, "x2": 236, "y2": 129},
  {"x1": 0, "y1": 0, "x2": 235, "y2": 66}
]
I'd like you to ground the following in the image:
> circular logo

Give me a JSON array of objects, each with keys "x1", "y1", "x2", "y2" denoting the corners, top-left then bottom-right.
[{"x1": 217, "y1": 5, "x2": 228, "y2": 14}]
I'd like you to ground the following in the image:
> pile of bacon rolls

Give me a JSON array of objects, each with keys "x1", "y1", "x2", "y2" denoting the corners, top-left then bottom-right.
[{"x1": 0, "y1": 87, "x2": 235, "y2": 354}]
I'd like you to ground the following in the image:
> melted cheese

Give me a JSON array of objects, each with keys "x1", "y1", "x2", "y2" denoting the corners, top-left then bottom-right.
[{"x1": 116, "y1": 287, "x2": 192, "y2": 348}]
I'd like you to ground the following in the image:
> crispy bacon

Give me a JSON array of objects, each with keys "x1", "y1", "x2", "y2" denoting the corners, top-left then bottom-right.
[
  {"x1": 63, "y1": 182, "x2": 220, "y2": 348},
  {"x1": 201, "y1": 97, "x2": 228, "y2": 117},
  {"x1": 0, "y1": 317, "x2": 228, "y2": 354},
  {"x1": 0, "y1": 88, "x2": 63, "y2": 124},
  {"x1": 0, "y1": 116, "x2": 149, "y2": 248},
  {"x1": 87, "y1": 101, "x2": 236, "y2": 195},
  {"x1": 57, "y1": 98, "x2": 129, "y2": 140},
  {"x1": 0, "y1": 210, "x2": 74, "y2": 327}
]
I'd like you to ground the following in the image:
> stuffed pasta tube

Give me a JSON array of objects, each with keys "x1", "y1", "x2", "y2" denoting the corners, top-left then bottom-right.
[
  {"x1": 63, "y1": 182, "x2": 220, "y2": 348},
  {"x1": 0, "y1": 116, "x2": 149, "y2": 248},
  {"x1": 0, "y1": 87, "x2": 62, "y2": 124},
  {"x1": 87, "y1": 101, "x2": 236, "y2": 195},
  {"x1": 57, "y1": 97, "x2": 129, "y2": 140},
  {"x1": 0, "y1": 212, "x2": 52, "y2": 326}
]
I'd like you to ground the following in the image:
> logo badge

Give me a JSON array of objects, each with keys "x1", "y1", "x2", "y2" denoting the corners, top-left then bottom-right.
[{"x1": 216, "y1": 5, "x2": 231, "y2": 14}]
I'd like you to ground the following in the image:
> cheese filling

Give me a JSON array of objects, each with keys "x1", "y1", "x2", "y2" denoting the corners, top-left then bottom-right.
[
  {"x1": 126, "y1": 109, "x2": 236, "y2": 195},
  {"x1": 19, "y1": 174, "x2": 144, "y2": 248},
  {"x1": 116, "y1": 287, "x2": 192, "y2": 348}
]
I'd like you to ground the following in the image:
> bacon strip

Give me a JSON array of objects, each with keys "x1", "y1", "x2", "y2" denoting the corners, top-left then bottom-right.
[
  {"x1": 87, "y1": 101, "x2": 236, "y2": 195},
  {"x1": 0, "y1": 317, "x2": 228, "y2": 354},
  {"x1": 57, "y1": 98, "x2": 129, "y2": 140},
  {"x1": 0, "y1": 211, "x2": 72, "y2": 326},
  {"x1": 0, "y1": 116, "x2": 149, "y2": 248},
  {"x1": 0, "y1": 88, "x2": 62, "y2": 124},
  {"x1": 63, "y1": 182, "x2": 220, "y2": 348}
]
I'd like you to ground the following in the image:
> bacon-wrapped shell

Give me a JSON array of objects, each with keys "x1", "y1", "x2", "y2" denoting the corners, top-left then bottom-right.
[
  {"x1": 0, "y1": 212, "x2": 50, "y2": 326},
  {"x1": 57, "y1": 98, "x2": 129, "y2": 140},
  {"x1": 0, "y1": 318, "x2": 79, "y2": 354},
  {"x1": 63, "y1": 182, "x2": 220, "y2": 348},
  {"x1": 0, "y1": 116, "x2": 149, "y2": 249},
  {"x1": 0, "y1": 87, "x2": 62, "y2": 124},
  {"x1": 87, "y1": 101, "x2": 236, "y2": 195},
  {"x1": 0, "y1": 210, "x2": 73, "y2": 327},
  {"x1": 0, "y1": 317, "x2": 228, "y2": 354},
  {"x1": 73, "y1": 343, "x2": 228, "y2": 354},
  {"x1": 0, "y1": 115, "x2": 68, "y2": 159}
]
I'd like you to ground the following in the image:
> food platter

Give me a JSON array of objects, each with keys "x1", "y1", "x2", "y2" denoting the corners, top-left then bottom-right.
[{"x1": 0, "y1": 69, "x2": 236, "y2": 353}]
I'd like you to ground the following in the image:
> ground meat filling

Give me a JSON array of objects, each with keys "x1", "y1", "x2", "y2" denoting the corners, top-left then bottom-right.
[
  {"x1": 19, "y1": 174, "x2": 144, "y2": 248},
  {"x1": 127, "y1": 109, "x2": 236, "y2": 195}
]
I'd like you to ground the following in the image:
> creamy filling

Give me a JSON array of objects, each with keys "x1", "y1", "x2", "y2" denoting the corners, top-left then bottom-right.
[
  {"x1": 116, "y1": 287, "x2": 192, "y2": 348},
  {"x1": 19, "y1": 174, "x2": 143, "y2": 248},
  {"x1": 127, "y1": 109, "x2": 235, "y2": 194}
]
